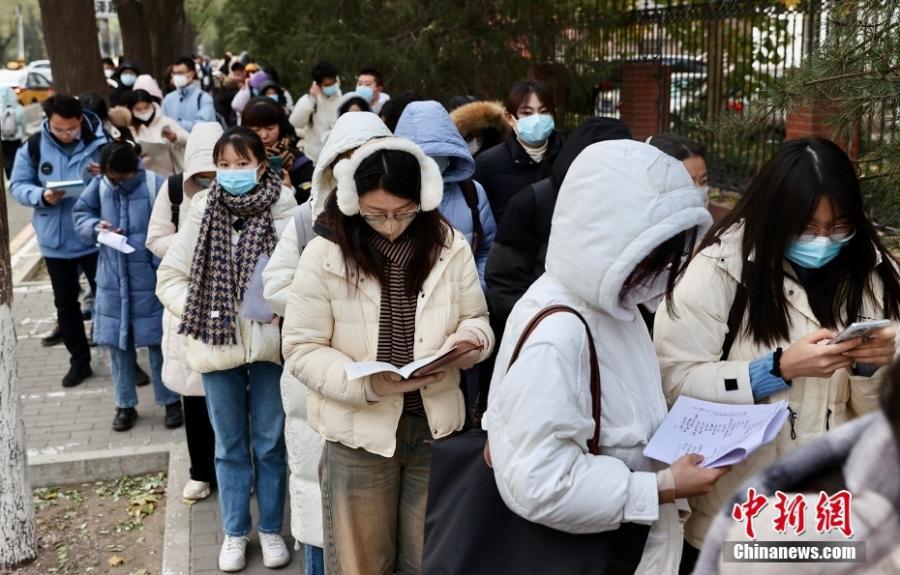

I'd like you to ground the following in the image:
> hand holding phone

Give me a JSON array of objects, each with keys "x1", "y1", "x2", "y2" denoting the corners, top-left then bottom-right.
[{"x1": 829, "y1": 320, "x2": 891, "y2": 344}]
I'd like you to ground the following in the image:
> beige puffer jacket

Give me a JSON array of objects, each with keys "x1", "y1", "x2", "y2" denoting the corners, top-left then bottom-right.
[
  {"x1": 130, "y1": 103, "x2": 189, "y2": 176},
  {"x1": 281, "y1": 227, "x2": 494, "y2": 458},
  {"x1": 146, "y1": 122, "x2": 222, "y2": 395},
  {"x1": 155, "y1": 184, "x2": 297, "y2": 374},
  {"x1": 654, "y1": 222, "x2": 900, "y2": 548}
]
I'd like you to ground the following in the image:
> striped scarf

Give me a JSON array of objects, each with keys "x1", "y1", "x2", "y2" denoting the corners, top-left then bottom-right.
[
  {"x1": 369, "y1": 229, "x2": 424, "y2": 414},
  {"x1": 179, "y1": 168, "x2": 282, "y2": 345}
]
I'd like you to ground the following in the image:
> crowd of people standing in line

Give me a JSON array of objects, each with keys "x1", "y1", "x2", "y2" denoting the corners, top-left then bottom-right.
[{"x1": 7, "y1": 50, "x2": 900, "y2": 575}]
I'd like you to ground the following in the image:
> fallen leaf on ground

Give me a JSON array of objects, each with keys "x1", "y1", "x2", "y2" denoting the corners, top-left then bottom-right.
[{"x1": 107, "y1": 555, "x2": 125, "y2": 566}]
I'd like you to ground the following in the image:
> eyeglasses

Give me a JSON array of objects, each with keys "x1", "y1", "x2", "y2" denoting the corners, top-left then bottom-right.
[
  {"x1": 360, "y1": 206, "x2": 420, "y2": 225},
  {"x1": 50, "y1": 127, "x2": 80, "y2": 138},
  {"x1": 797, "y1": 223, "x2": 856, "y2": 243}
]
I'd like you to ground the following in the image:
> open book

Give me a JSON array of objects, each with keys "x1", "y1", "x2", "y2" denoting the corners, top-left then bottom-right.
[
  {"x1": 643, "y1": 396, "x2": 789, "y2": 468},
  {"x1": 345, "y1": 340, "x2": 483, "y2": 381}
]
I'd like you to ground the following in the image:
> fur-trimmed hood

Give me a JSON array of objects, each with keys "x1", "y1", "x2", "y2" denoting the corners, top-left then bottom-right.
[
  {"x1": 107, "y1": 106, "x2": 133, "y2": 129},
  {"x1": 450, "y1": 100, "x2": 509, "y2": 141},
  {"x1": 332, "y1": 136, "x2": 444, "y2": 216}
]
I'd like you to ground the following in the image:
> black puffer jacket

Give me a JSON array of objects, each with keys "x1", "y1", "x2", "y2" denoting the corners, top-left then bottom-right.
[
  {"x1": 474, "y1": 131, "x2": 562, "y2": 225},
  {"x1": 484, "y1": 118, "x2": 632, "y2": 339}
]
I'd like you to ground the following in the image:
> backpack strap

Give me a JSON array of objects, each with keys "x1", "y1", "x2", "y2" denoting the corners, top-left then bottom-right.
[
  {"x1": 293, "y1": 202, "x2": 316, "y2": 254},
  {"x1": 532, "y1": 177, "x2": 555, "y2": 240},
  {"x1": 167, "y1": 173, "x2": 184, "y2": 231},
  {"x1": 721, "y1": 283, "x2": 747, "y2": 361},
  {"x1": 459, "y1": 179, "x2": 484, "y2": 253},
  {"x1": 27, "y1": 131, "x2": 40, "y2": 170}
]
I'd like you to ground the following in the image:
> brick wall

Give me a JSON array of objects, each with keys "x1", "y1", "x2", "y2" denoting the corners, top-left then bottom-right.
[
  {"x1": 620, "y1": 63, "x2": 671, "y2": 141},
  {"x1": 785, "y1": 104, "x2": 859, "y2": 159}
]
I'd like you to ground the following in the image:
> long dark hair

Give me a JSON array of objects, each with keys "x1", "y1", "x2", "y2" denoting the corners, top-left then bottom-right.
[
  {"x1": 323, "y1": 149, "x2": 448, "y2": 295},
  {"x1": 622, "y1": 228, "x2": 698, "y2": 314},
  {"x1": 241, "y1": 96, "x2": 296, "y2": 146},
  {"x1": 701, "y1": 137, "x2": 900, "y2": 346}
]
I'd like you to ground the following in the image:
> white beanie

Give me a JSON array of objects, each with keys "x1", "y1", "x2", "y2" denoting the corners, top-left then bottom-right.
[{"x1": 332, "y1": 137, "x2": 444, "y2": 216}]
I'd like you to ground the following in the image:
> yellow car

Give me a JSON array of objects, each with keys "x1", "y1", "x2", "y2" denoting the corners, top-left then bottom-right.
[{"x1": 0, "y1": 69, "x2": 53, "y2": 105}]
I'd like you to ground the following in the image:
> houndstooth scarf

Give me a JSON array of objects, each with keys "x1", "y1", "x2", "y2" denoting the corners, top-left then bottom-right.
[{"x1": 178, "y1": 168, "x2": 282, "y2": 345}]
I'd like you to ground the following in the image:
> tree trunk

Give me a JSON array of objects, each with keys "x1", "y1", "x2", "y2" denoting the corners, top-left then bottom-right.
[
  {"x1": 0, "y1": 137, "x2": 36, "y2": 569},
  {"x1": 116, "y1": 0, "x2": 192, "y2": 81},
  {"x1": 37, "y1": 0, "x2": 107, "y2": 97}
]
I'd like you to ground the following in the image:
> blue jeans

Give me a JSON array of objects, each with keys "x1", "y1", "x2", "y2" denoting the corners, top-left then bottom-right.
[
  {"x1": 305, "y1": 544, "x2": 324, "y2": 575},
  {"x1": 203, "y1": 361, "x2": 287, "y2": 537},
  {"x1": 108, "y1": 340, "x2": 179, "y2": 409}
]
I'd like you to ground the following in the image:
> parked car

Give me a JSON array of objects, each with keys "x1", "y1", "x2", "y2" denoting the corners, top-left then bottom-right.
[
  {"x1": 0, "y1": 69, "x2": 53, "y2": 105},
  {"x1": 26, "y1": 60, "x2": 52, "y2": 82}
]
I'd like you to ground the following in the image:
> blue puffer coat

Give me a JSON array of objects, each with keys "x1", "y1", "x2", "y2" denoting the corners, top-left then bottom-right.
[
  {"x1": 394, "y1": 100, "x2": 496, "y2": 289},
  {"x1": 73, "y1": 170, "x2": 165, "y2": 351},
  {"x1": 10, "y1": 111, "x2": 107, "y2": 259}
]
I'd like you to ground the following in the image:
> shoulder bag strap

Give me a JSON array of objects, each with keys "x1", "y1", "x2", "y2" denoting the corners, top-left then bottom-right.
[{"x1": 506, "y1": 304, "x2": 602, "y2": 455}]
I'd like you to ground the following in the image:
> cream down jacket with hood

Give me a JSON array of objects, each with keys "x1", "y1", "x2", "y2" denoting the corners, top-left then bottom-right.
[
  {"x1": 262, "y1": 112, "x2": 391, "y2": 547},
  {"x1": 147, "y1": 122, "x2": 222, "y2": 395},
  {"x1": 281, "y1": 137, "x2": 494, "y2": 458},
  {"x1": 482, "y1": 140, "x2": 713, "y2": 575},
  {"x1": 653, "y1": 222, "x2": 900, "y2": 548}
]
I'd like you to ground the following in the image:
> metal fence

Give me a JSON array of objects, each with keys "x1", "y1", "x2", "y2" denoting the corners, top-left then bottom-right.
[{"x1": 545, "y1": 0, "x2": 826, "y2": 191}]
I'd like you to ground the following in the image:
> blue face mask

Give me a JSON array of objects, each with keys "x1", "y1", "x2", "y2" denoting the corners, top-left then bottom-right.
[
  {"x1": 515, "y1": 113, "x2": 555, "y2": 146},
  {"x1": 120, "y1": 73, "x2": 137, "y2": 87},
  {"x1": 433, "y1": 156, "x2": 450, "y2": 174},
  {"x1": 785, "y1": 236, "x2": 849, "y2": 269},
  {"x1": 355, "y1": 85, "x2": 374, "y2": 102},
  {"x1": 217, "y1": 168, "x2": 258, "y2": 196},
  {"x1": 268, "y1": 94, "x2": 280, "y2": 102},
  {"x1": 322, "y1": 83, "x2": 339, "y2": 97}
]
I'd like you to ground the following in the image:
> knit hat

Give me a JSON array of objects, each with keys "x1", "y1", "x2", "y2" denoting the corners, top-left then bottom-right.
[
  {"x1": 332, "y1": 137, "x2": 444, "y2": 216},
  {"x1": 133, "y1": 74, "x2": 163, "y2": 101}
]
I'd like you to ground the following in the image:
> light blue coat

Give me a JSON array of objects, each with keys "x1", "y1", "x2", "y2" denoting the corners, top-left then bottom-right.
[
  {"x1": 0, "y1": 86, "x2": 27, "y2": 141},
  {"x1": 394, "y1": 100, "x2": 496, "y2": 289},
  {"x1": 73, "y1": 171, "x2": 165, "y2": 351},
  {"x1": 10, "y1": 112, "x2": 106, "y2": 258},
  {"x1": 162, "y1": 82, "x2": 215, "y2": 132}
]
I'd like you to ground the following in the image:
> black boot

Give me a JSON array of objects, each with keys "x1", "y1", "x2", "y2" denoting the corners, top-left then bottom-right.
[
  {"x1": 134, "y1": 362, "x2": 150, "y2": 387},
  {"x1": 41, "y1": 322, "x2": 63, "y2": 347},
  {"x1": 164, "y1": 401, "x2": 184, "y2": 429},
  {"x1": 113, "y1": 407, "x2": 138, "y2": 432},
  {"x1": 62, "y1": 363, "x2": 93, "y2": 388}
]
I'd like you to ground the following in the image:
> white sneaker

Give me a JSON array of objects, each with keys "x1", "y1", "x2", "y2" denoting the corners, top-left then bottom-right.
[
  {"x1": 218, "y1": 535, "x2": 249, "y2": 572},
  {"x1": 259, "y1": 532, "x2": 290, "y2": 568},
  {"x1": 182, "y1": 480, "x2": 211, "y2": 501}
]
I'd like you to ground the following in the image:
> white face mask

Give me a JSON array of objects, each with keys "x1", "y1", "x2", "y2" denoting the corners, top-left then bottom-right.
[
  {"x1": 133, "y1": 108, "x2": 154, "y2": 122},
  {"x1": 104, "y1": 68, "x2": 114, "y2": 79},
  {"x1": 173, "y1": 74, "x2": 190, "y2": 89},
  {"x1": 467, "y1": 137, "x2": 482, "y2": 155}
]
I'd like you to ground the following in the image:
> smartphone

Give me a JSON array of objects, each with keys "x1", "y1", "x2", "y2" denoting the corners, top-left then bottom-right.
[
  {"x1": 829, "y1": 319, "x2": 891, "y2": 344},
  {"x1": 268, "y1": 156, "x2": 284, "y2": 172}
]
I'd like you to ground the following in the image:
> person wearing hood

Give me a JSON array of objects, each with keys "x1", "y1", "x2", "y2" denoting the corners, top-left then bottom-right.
[
  {"x1": 125, "y1": 89, "x2": 189, "y2": 176},
  {"x1": 485, "y1": 117, "x2": 632, "y2": 340},
  {"x1": 0, "y1": 85, "x2": 26, "y2": 177},
  {"x1": 262, "y1": 110, "x2": 391, "y2": 575},
  {"x1": 133, "y1": 74, "x2": 164, "y2": 103},
  {"x1": 162, "y1": 56, "x2": 216, "y2": 132},
  {"x1": 147, "y1": 122, "x2": 222, "y2": 504},
  {"x1": 450, "y1": 100, "x2": 510, "y2": 158},
  {"x1": 482, "y1": 140, "x2": 727, "y2": 574},
  {"x1": 474, "y1": 80, "x2": 563, "y2": 224},
  {"x1": 11, "y1": 95, "x2": 108, "y2": 388},
  {"x1": 72, "y1": 141, "x2": 182, "y2": 432},
  {"x1": 654, "y1": 137, "x2": 900, "y2": 571},
  {"x1": 156, "y1": 127, "x2": 296, "y2": 572},
  {"x1": 230, "y1": 70, "x2": 271, "y2": 121},
  {"x1": 395, "y1": 100, "x2": 497, "y2": 289},
  {"x1": 281, "y1": 137, "x2": 494, "y2": 574},
  {"x1": 695, "y1": 356, "x2": 900, "y2": 575},
  {"x1": 337, "y1": 91, "x2": 371, "y2": 116},
  {"x1": 289, "y1": 60, "x2": 341, "y2": 164},
  {"x1": 110, "y1": 60, "x2": 140, "y2": 107}
]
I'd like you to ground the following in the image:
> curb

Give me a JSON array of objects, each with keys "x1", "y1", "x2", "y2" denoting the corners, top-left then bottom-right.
[
  {"x1": 28, "y1": 442, "x2": 192, "y2": 575},
  {"x1": 10, "y1": 224, "x2": 44, "y2": 284}
]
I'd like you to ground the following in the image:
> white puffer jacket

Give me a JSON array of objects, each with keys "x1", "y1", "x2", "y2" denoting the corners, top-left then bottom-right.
[
  {"x1": 261, "y1": 111, "x2": 392, "y2": 547},
  {"x1": 482, "y1": 140, "x2": 713, "y2": 575},
  {"x1": 654, "y1": 222, "x2": 900, "y2": 548},
  {"x1": 146, "y1": 122, "x2": 222, "y2": 396},
  {"x1": 130, "y1": 103, "x2": 189, "y2": 176},
  {"x1": 155, "y1": 184, "x2": 297, "y2": 374}
]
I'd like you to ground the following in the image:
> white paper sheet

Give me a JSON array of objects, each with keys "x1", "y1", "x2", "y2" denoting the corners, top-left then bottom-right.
[
  {"x1": 643, "y1": 396, "x2": 789, "y2": 468},
  {"x1": 97, "y1": 230, "x2": 135, "y2": 254}
]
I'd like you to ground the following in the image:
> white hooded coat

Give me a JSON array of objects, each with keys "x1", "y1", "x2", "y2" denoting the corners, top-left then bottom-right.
[
  {"x1": 147, "y1": 122, "x2": 223, "y2": 396},
  {"x1": 482, "y1": 140, "x2": 713, "y2": 574},
  {"x1": 262, "y1": 111, "x2": 391, "y2": 548}
]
